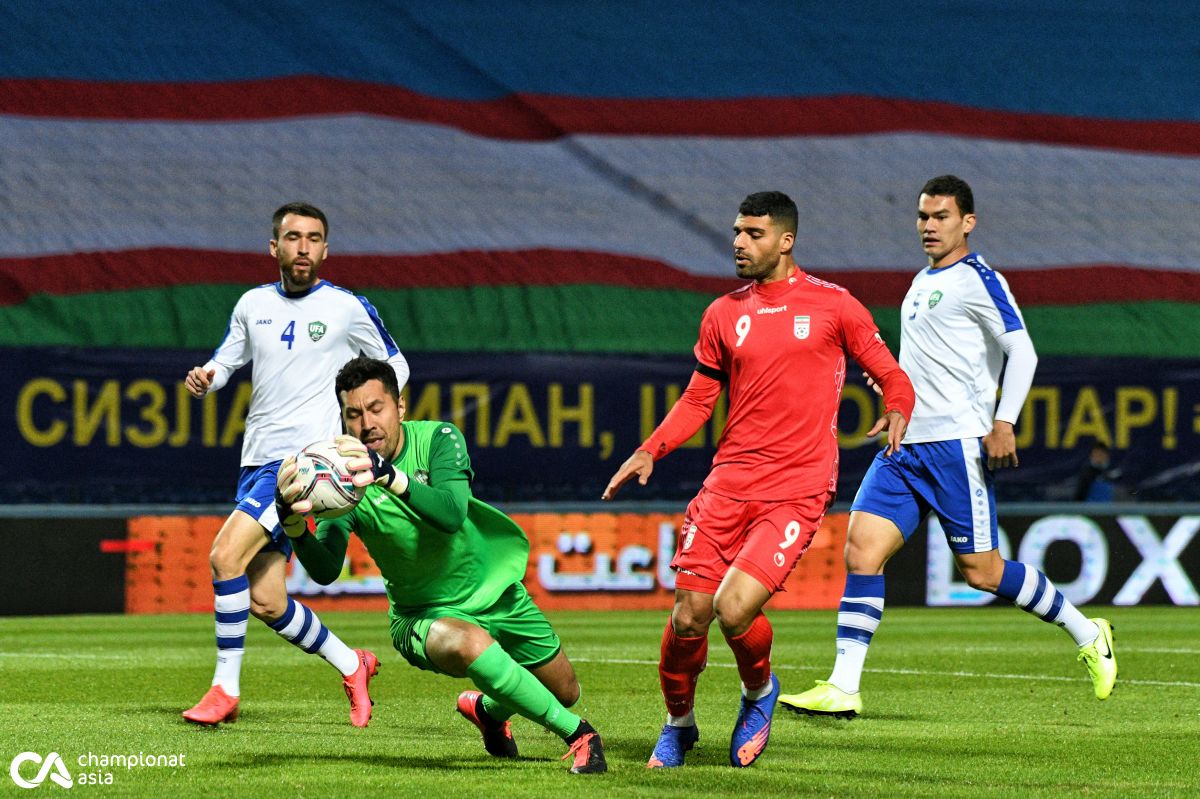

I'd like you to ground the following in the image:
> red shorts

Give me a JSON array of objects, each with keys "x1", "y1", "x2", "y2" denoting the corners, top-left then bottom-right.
[{"x1": 671, "y1": 486, "x2": 830, "y2": 595}]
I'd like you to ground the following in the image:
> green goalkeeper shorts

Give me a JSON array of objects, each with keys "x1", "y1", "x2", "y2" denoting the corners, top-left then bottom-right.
[{"x1": 389, "y1": 581, "x2": 562, "y2": 675}]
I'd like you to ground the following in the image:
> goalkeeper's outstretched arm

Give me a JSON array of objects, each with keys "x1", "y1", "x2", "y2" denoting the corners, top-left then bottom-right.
[
  {"x1": 292, "y1": 526, "x2": 350, "y2": 585},
  {"x1": 274, "y1": 455, "x2": 351, "y2": 584}
]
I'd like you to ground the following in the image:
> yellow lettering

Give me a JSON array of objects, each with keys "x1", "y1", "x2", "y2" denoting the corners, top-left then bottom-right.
[
  {"x1": 74, "y1": 379, "x2": 120, "y2": 446},
  {"x1": 639, "y1": 384, "x2": 658, "y2": 440},
  {"x1": 493, "y1": 384, "x2": 545, "y2": 447},
  {"x1": 548, "y1": 383, "x2": 593, "y2": 447},
  {"x1": 598, "y1": 431, "x2": 615, "y2": 460},
  {"x1": 1062, "y1": 387, "x2": 1110, "y2": 449},
  {"x1": 16, "y1": 378, "x2": 68, "y2": 447},
  {"x1": 451, "y1": 383, "x2": 490, "y2": 447},
  {"x1": 202, "y1": 390, "x2": 219, "y2": 446},
  {"x1": 406, "y1": 383, "x2": 441, "y2": 423},
  {"x1": 168, "y1": 381, "x2": 191, "y2": 447},
  {"x1": 1162, "y1": 387, "x2": 1178, "y2": 449},
  {"x1": 220, "y1": 382, "x2": 251, "y2": 447},
  {"x1": 1113, "y1": 386, "x2": 1156, "y2": 449},
  {"x1": 1016, "y1": 386, "x2": 1060, "y2": 448},
  {"x1": 837, "y1": 384, "x2": 876, "y2": 447},
  {"x1": 123, "y1": 380, "x2": 168, "y2": 448}
]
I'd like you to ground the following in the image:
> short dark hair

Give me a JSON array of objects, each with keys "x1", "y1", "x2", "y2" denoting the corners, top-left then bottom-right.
[
  {"x1": 738, "y1": 191, "x2": 798, "y2": 233},
  {"x1": 272, "y1": 202, "x2": 329, "y2": 239},
  {"x1": 919, "y1": 175, "x2": 974, "y2": 216},
  {"x1": 335, "y1": 356, "x2": 399, "y2": 401}
]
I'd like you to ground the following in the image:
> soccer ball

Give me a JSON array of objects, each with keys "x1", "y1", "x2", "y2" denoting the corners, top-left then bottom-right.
[{"x1": 292, "y1": 439, "x2": 365, "y2": 520}]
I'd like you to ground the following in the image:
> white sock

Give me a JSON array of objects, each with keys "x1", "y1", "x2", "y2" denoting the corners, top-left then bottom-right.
[
  {"x1": 269, "y1": 598, "x2": 360, "y2": 676},
  {"x1": 998, "y1": 560, "x2": 1099, "y2": 646},
  {"x1": 742, "y1": 680, "x2": 774, "y2": 700},
  {"x1": 1067, "y1": 616, "x2": 1101, "y2": 648},
  {"x1": 213, "y1": 649, "x2": 244, "y2": 697},
  {"x1": 667, "y1": 711, "x2": 696, "y2": 727},
  {"x1": 829, "y1": 640, "x2": 868, "y2": 694},
  {"x1": 211, "y1": 576, "x2": 250, "y2": 696}
]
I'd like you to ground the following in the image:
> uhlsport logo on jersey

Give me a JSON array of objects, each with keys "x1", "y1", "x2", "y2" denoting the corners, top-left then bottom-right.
[
  {"x1": 793, "y1": 315, "x2": 810, "y2": 339},
  {"x1": 928, "y1": 290, "x2": 944, "y2": 309},
  {"x1": 10, "y1": 752, "x2": 73, "y2": 789},
  {"x1": 308, "y1": 321, "x2": 327, "y2": 342}
]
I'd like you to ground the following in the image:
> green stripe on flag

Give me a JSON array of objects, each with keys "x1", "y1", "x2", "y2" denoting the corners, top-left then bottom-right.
[{"x1": 0, "y1": 286, "x2": 1194, "y2": 357}]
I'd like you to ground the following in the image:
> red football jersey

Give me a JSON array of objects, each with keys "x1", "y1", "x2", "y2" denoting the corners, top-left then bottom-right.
[{"x1": 642, "y1": 270, "x2": 915, "y2": 501}]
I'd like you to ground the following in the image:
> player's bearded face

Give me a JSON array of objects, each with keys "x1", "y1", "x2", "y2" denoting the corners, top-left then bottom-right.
[
  {"x1": 732, "y1": 214, "x2": 788, "y2": 281},
  {"x1": 917, "y1": 194, "x2": 975, "y2": 267},
  {"x1": 340, "y1": 381, "x2": 405, "y2": 461},
  {"x1": 270, "y1": 213, "x2": 328, "y2": 291}
]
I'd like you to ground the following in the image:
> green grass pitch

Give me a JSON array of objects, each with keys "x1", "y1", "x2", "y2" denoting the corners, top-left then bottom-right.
[{"x1": 2, "y1": 607, "x2": 1197, "y2": 798}]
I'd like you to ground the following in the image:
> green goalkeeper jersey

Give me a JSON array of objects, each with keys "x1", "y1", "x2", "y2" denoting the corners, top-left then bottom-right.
[{"x1": 312, "y1": 420, "x2": 529, "y2": 618}]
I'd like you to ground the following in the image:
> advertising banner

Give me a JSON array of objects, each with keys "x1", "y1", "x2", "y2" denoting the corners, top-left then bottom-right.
[
  {"x1": 0, "y1": 507, "x2": 1171, "y2": 617},
  {"x1": 3, "y1": 348, "x2": 1199, "y2": 503}
]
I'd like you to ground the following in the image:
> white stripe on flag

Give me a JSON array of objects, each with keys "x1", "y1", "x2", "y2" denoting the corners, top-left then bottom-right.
[{"x1": 3, "y1": 118, "x2": 1199, "y2": 272}]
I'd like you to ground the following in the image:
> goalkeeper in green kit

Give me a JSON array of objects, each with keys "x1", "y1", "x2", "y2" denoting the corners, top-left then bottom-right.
[{"x1": 274, "y1": 356, "x2": 607, "y2": 774}]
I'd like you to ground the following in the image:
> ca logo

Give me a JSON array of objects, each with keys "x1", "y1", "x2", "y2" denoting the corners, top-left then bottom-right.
[{"x1": 9, "y1": 752, "x2": 73, "y2": 789}]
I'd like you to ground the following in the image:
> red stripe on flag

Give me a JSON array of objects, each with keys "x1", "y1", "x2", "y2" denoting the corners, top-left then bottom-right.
[
  {"x1": 1, "y1": 78, "x2": 1198, "y2": 155},
  {"x1": 2, "y1": 249, "x2": 1198, "y2": 308}
]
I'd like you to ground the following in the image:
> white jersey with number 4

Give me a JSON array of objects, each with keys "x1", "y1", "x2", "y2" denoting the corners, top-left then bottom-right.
[
  {"x1": 204, "y1": 280, "x2": 409, "y2": 466},
  {"x1": 900, "y1": 253, "x2": 1027, "y2": 443}
]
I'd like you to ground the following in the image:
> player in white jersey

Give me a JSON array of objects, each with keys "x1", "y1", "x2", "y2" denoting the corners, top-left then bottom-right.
[
  {"x1": 181, "y1": 203, "x2": 410, "y2": 727},
  {"x1": 779, "y1": 176, "x2": 1117, "y2": 718}
]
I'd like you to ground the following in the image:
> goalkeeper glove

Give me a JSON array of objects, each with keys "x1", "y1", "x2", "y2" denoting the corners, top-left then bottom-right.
[
  {"x1": 274, "y1": 457, "x2": 311, "y2": 539},
  {"x1": 338, "y1": 436, "x2": 409, "y2": 496}
]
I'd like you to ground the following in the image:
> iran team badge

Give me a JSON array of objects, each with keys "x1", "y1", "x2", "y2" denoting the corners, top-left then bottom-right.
[
  {"x1": 793, "y1": 315, "x2": 810, "y2": 339},
  {"x1": 308, "y1": 321, "x2": 327, "y2": 342}
]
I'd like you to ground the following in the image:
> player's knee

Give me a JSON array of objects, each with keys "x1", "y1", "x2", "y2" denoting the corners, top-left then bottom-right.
[
  {"x1": 209, "y1": 543, "x2": 243, "y2": 581},
  {"x1": 844, "y1": 539, "x2": 887, "y2": 574},
  {"x1": 249, "y1": 594, "x2": 287, "y2": 622},
  {"x1": 428, "y1": 620, "x2": 492, "y2": 675},
  {"x1": 670, "y1": 608, "x2": 711, "y2": 638},
  {"x1": 959, "y1": 565, "x2": 1000, "y2": 593},
  {"x1": 713, "y1": 603, "x2": 755, "y2": 637},
  {"x1": 556, "y1": 680, "x2": 581, "y2": 708}
]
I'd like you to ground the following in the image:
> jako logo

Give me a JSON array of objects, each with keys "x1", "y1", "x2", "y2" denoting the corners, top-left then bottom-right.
[{"x1": 10, "y1": 752, "x2": 73, "y2": 789}]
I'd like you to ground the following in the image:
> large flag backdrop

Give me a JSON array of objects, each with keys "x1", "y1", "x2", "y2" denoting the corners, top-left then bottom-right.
[{"x1": 2, "y1": 2, "x2": 1198, "y2": 502}]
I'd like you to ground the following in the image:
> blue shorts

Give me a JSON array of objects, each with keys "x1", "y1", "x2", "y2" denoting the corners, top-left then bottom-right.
[
  {"x1": 850, "y1": 439, "x2": 998, "y2": 554},
  {"x1": 235, "y1": 461, "x2": 292, "y2": 559}
]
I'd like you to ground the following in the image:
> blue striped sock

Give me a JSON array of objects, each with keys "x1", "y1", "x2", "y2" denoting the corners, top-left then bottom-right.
[
  {"x1": 995, "y1": 560, "x2": 1096, "y2": 645},
  {"x1": 212, "y1": 575, "x2": 250, "y2": 696},
  {"x1": 828, "y1": 574, "x2": 885, "y2": 694},
  {"x1": 268, "y1": 598, "x2": 359, "y2": 676}
]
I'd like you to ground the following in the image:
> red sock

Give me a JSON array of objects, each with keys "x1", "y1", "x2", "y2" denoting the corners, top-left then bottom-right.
[
  {"x1": 659, "y1": 618, "x2": 708, "y2": 717},
  {"x1": 725, "y1": 613, "x2": 772, "y2": 691}
]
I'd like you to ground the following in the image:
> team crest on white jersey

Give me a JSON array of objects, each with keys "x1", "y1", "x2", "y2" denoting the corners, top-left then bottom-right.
[
  {"x1": 928, "y1": 290, "x2": 944, "y2": 309},
  {"x1": 793, "y1": 315, "x2": 810, "y2": 339},
  {"x1": 308, "y1": 321, "x2": 327, "y2": 342}
]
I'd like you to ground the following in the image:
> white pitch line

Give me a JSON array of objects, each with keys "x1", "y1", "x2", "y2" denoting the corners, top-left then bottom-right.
[
  {"x1": 1130, "y1": 647, "x2": 1200, "y2": 655},
  {"x1": 4, "y1": 651, "x2": 1199, "y2": 689},
  {"x1": 569, "y1": 656, "x2": 1200, "y2": 689},
  {"x1": 0, "y1": 652, "x2": 134, "y2": 660}
]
